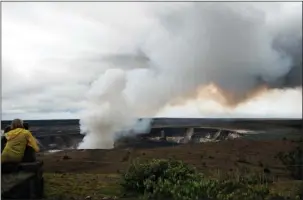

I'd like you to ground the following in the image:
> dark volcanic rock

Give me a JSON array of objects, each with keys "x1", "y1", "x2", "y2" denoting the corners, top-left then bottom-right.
[{"x1": 114, "y1": 136, "x2": 179, "y2": 149}]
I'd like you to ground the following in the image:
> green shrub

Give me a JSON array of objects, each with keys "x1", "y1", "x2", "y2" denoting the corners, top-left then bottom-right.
[
  {"x1": 277, "y1": 146, "x2": 303, "y2": 180},
  {"x1": 294, "y1": 182, "x2": 303, "y2": 199},
  {"x1": 121, "y1": 158, "x2": 271, "y2": 200}
]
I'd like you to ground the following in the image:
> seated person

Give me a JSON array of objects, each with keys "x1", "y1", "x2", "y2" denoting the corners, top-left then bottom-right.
[
  {"x1": 22, "y1": 122, "x2": 37, "y2": 162},
  {"x1": 1, "y1": 119, "x2": 39, "y2": 166}
]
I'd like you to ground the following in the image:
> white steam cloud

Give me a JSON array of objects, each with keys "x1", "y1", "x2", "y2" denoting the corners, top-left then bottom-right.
[{"x1": 78, "y1": 2, "x2": 302, "y2": 149}]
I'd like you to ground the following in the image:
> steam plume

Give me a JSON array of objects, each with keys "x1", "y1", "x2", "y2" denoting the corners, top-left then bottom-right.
[{"x1": 78, "y1": 2, "x2": 302, "y2": 149}]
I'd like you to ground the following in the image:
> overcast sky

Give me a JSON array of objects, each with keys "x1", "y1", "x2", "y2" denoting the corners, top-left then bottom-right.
[
  {"x1": 2, "y1": 2, "x2": 302, "y2": 120},
  {"x1": 2, "y1": 2, "x2": 151, "y2": 120}
]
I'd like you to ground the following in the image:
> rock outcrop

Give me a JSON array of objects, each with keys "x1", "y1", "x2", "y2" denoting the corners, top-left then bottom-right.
[{"x1": 1, "y1": 161, "x2": 44, "y2": 200}]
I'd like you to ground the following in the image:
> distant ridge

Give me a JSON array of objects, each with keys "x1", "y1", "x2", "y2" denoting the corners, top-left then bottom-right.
[
  {"x1": 1, "y1": 118, "x2": 301, "y2": 132},
  {"x1": 1, "y1": 118, "x2": 301, "y2": 151}
]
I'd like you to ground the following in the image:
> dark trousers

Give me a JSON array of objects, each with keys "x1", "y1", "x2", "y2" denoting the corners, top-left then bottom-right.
[
  {"x1": 1, "y1": 136, "x2": 7, "y2": 153},
  {"x1": 22, "y1": 146, "x2": 36, "y2": 163}
]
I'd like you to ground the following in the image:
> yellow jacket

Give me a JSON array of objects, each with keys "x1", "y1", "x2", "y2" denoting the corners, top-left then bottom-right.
[{"x1": 1, "y1": 128, "x2": 39, "y2": 163}]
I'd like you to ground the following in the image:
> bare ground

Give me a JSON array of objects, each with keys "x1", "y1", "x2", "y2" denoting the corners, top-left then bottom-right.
[{"x1": 41, "y1": 139, "x2": 298, "y2": 177}]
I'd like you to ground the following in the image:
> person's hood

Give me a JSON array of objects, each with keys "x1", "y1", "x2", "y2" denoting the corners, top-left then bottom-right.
[{"x1": 5, "y1": 128, "x2": 27, "y2": 141}]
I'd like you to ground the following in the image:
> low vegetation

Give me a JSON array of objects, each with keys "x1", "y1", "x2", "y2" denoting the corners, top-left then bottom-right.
[
  {"x1": 121, "y1": 158, "x2": 302, "y2": 200},
  {"x1": 44, "y1": 160, "x2": 303, "y2": 200},
  {"x1": 42, "y1": 138, "x2": 303, "y2": 200},
  {"x1": 277, "y1": 142, "x2": 303, "y2": 180},
  {"x1": 44, "y1": 173, "x2": 122, "y2": 200}
]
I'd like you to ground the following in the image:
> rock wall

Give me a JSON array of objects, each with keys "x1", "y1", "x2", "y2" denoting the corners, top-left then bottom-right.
[{"x1": 1, "y1": 162, "x2": 44, "y2": 200}]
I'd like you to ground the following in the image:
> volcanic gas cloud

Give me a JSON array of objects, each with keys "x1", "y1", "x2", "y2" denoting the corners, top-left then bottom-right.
[{"x1": 78, "y1": 2, "x2": 302, "y2": 149}]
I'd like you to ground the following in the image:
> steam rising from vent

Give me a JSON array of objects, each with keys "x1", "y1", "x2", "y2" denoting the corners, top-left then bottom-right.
[{"x1": 78, "y1": 2, "x2": 302, "y2": 149}]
